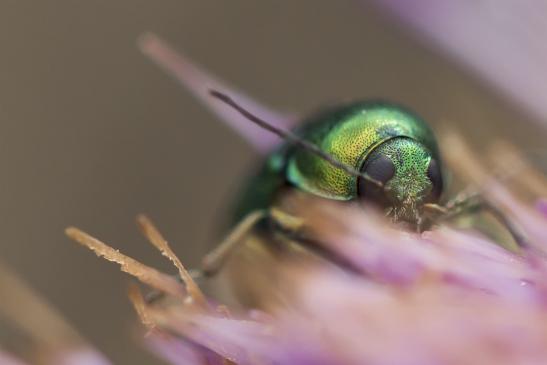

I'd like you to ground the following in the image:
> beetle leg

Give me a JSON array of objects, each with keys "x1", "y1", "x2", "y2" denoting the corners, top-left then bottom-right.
[
  {"x1": 201, "y1": 210, "x2": 268, "y2": 277},
  {"x1": 269, "y1": 207, "x2": 306, "y2": 232},
  {"x1": 202, "y1": 207, "x2": 310, "y2": 276},
  {"x1": 436, "y1": 193, "x2": 527, "y2": 248},
  {"x1": 203, "y1": 204, "x2": 369, "y2": 280}
]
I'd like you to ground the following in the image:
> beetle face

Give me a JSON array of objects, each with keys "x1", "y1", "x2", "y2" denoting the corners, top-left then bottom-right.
[{"x1": 358, "y1": 137, "x2": 443, "y2": 224}]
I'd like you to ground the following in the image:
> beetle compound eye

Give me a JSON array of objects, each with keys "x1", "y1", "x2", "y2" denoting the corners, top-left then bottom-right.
[
  {"x1": 358, "y1": 154, "x2": 395, "y2": 205},
  {"x1": 362, "y1": 154, "x2": 395, "y2": 185},
  {"x1": 427, "y1": 158, "x2": 443, "y2": 199}
]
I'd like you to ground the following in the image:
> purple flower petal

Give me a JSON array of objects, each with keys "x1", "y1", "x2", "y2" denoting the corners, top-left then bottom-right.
[
  {"x1": 146, "y1": 335, "x2": 210, "y2": 365},
  {"x1": 53, "y1": 349, "x2": 112, "y2": 365},
  {"x1": 536, "y1": 198, "x2": 547, "y2": 218},
  {"x1": 374, "y1": 0, "x2": 547, "y2": 129}
]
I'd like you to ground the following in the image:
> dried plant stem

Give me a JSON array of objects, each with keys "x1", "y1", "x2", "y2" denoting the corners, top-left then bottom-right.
[
  {"x1": 128, "y1": 283, "x2": 156, "y2": 331},
  {"x1": 136, "y1": 214, "x2": 207, "y2": 307},
  {"x1": 65, "y1": 227, "x2": 186, "y2": 299},
  {"x1": 488, "y1": 141, "x2": 547, "y2": 197},
  {"x1": 0, "y1": 264, "x2": 112, "y2": 365},
  {"x1": 0, "y1": 264, "x2": 83, "y2": 351}
]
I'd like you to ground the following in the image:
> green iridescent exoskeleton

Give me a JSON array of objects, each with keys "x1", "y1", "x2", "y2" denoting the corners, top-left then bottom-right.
[
  {"x1": 190, "y1": 93, "x2": 525, "y2": 305},
  {"x1": 233, "y1": 101, "x2": 443, "y2": 225}
]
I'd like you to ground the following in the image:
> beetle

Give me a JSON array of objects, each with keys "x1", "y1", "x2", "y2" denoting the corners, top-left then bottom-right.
[{"x1": 196, "y1": 91, "x2": 525, "y2": 297}]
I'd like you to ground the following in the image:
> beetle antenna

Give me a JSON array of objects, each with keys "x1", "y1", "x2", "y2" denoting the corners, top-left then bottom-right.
[{"x1": 210, "y1": 89, "x2": 383, "y2": 188}]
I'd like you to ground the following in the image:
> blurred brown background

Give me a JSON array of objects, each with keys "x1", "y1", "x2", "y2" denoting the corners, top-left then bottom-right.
[{"x1": 0, "y1": 1, "x2": 544, "y2": 363}]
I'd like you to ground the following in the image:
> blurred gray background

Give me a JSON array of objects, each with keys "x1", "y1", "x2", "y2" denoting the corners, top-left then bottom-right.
[{"x1": 0, "y1": 1, "x2": 545, "y2": 363}]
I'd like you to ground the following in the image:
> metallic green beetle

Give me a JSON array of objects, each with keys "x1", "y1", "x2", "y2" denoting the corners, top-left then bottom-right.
[
  {"x1": 197, "y1": 92, "x2": 460, "y2": 282},
  {"x1": 197, "y1": 91, "x2": 524, "y2": 283},
  {"x1": 231, "y1": 99, "x2": 443, "y2": 226}
]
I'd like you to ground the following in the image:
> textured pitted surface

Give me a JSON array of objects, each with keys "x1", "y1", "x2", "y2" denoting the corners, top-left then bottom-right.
[
  {"x1": 287, "y1": 102, "x2": 439, "y2": 199},
  {"x1": 379, "y1": 138, "x2": 432, "y2": 201}
]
